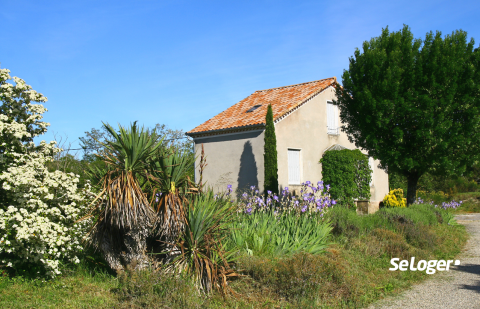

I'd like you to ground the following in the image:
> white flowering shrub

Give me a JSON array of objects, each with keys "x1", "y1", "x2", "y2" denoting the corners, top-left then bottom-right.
[{"x1": 0, "y1": 67, "x2": 93, "y2": 277}]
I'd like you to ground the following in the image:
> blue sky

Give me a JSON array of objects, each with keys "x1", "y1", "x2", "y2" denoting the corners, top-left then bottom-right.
[{"x1": 2, "y1": 0, "x2": 479, "y2": 152}]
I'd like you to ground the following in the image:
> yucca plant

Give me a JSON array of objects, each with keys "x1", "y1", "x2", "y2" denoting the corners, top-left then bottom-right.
[
  {"x1": 84, "y1": 122, "x2": 162, "y2": 271},
  {"x1": 148, "y1": 148, "x2": 195, "y2": 261},
  {"x1": 171, "y1": 191, "x2": 238, "y2": 294},
  {"x1": 85, "y1": 160, "x2": 111, "y2": 188}
]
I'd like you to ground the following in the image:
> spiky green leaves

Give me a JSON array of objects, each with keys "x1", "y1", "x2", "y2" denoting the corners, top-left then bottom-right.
[
  {"x1": 173, "y1": 191, "x2": 237, "y2": 293},
  {"x1": 101, "y1": 121, "x2": 163, "y2": 174},
  {"x1": 149, "y1": 149, "x2": 195, "y2": 195}
]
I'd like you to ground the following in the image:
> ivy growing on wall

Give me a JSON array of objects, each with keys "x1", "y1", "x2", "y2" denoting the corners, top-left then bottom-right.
[{"x1": 320, "y1": 149, "x2": 371, "y2": 207}]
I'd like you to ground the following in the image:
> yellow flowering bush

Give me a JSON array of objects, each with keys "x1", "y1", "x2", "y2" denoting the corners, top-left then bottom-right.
[{"x1": 383, "y1": 189, "x2": 407, "y2": 208}]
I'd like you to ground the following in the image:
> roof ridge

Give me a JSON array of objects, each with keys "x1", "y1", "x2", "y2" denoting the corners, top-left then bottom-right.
[{"x1": 255, "y1": 77, "x2": 336, "y2": 93}]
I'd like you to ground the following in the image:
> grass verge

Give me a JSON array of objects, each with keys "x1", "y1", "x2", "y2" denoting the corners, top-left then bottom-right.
[{"x1": 0, "y1": 204, "x2": 468, "y2": 308}]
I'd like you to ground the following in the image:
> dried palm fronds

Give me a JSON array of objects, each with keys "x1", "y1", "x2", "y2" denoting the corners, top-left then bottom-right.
[
  {"x1": 88, "y1": 171, "x2": 156, "y2": 270},
  {"x1": 82, "y1": 122, "x2": 162, "y2": 271},
  {"x1": 148, "y1": 149, "x2": 195, "y2": 261}
]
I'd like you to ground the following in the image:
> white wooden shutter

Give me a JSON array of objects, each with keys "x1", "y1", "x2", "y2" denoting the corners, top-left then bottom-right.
[
  {"x1": 288, "y1": 149, "x2": 301, "y2": 184},
  {"x1": 327, "y1": 102, "x2": 335, "y2": 134},
  {"x1": 333, "y1": 105, "x2": 339, "y2": 131},
  {"x1": 368, "y1": 157, "x2": 374, "y2": 186}
]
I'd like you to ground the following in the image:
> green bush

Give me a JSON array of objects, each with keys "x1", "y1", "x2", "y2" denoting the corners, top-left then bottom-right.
[
  {"x1": 327, "y1": 203, "x2": 449, "y2": 238},
  {"x1": 389, "y1": 172, "x2": 480, "y2": 195},
  {"x1": 320, "y1": 149, "x2": 371, "y2": 207}
]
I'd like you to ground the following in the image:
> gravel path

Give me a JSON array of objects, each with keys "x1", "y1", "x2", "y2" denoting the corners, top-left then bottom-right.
[{"x1": 368, "y1": 213, "x2": 480, "y2": 309}]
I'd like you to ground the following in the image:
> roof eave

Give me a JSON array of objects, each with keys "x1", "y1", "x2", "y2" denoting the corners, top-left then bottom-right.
[{"x1": 186, "y1": 123, "x2": 265, "y2": 138}]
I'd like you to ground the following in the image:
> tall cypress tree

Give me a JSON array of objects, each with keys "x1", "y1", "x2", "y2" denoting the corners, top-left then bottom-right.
[{"x1": 264, "y1": 104, "x2": 279, "y2": 194}]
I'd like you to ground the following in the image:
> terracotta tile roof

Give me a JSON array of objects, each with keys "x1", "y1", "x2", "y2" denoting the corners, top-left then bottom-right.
[{"x1": 187, "y1": 77, "x2": 337, "y2": 136}]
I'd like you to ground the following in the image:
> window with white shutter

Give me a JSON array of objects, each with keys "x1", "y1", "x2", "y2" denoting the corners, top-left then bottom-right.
[
  {"x1": 327, "y1": 101, "x2": 338, "y2": 135},
  {"x1": 288, "y1": 149, "x2": 301, "y2": 184},
  {"x1": 368, "y1": 157, "x2": 374, "y2": 186}
]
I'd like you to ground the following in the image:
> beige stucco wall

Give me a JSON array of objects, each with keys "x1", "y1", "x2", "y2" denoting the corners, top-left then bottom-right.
[
  {"x1": 193, "y1": 130, "x2": 265, "y2": 194},
  {"x1": 274, "y1": 86, "x2": 389, "y2": 205},
  {"x1": 192, "y1": 85, "x2": 389, "y2": 204}
]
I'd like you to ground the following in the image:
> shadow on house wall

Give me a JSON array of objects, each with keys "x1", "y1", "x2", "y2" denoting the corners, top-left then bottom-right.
[{"x1": 237, "y1": 141, "x2": 258, "y2": 197}]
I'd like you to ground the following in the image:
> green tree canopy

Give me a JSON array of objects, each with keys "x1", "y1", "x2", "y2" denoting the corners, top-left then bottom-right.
[{"x1": 335, "y1": 25, "x2": 480, "y2": 204}]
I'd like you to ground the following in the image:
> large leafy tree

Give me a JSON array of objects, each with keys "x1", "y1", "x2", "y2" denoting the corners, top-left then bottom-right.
[
  {"x1": 335, "y1": 25, "x2": 480, "y2": 204},
  {"x1": 264, "y1": 104, "x2": 279, "y2": 194}
]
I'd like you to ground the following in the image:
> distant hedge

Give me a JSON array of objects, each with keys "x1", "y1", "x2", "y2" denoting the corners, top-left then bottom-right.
[{"x1": 320, "y1": 149, "x2": 371, "y2": 207}]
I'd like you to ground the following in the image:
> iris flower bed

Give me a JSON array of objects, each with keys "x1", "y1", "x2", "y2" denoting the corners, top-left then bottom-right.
[
  {"x1": 225, "y1": 182, "x2": 335, "y2": 257},
  {"x1": 236, "y1": 181, "x2": 336, "y2": 215},
  {"x1": 414, "y1": 197, "x2": 463, "y2": 210}
]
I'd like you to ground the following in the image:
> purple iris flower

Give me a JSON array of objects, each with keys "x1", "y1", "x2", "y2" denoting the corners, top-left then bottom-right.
[
  {"x1": 257, "y1": 198, "x2": 265, "y2": 206},
  {"x1": 273, "y1": 195, "x2": 279, "y2": 201},
  {"x1": 267, "y1": 190, "x2": 272, "y2": 195},
  {"x1": 332, "y1": 200, "x2": 337, "y2": 205},
  {"x1": 326, "y1": 184, "x2": 330, "y2": 191},
  {"x1": 250, "y1": 186, "x2": 256, "y2": 190}
]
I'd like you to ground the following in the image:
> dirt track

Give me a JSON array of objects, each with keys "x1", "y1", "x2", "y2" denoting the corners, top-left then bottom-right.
[{"x1": 368, "y1": 213, "x2": 480, "y2": 309}]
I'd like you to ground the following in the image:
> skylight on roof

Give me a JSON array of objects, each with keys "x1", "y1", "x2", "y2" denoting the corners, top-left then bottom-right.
[{"x1": 246, "y1": 105, "x2": 261, "y2": 113}]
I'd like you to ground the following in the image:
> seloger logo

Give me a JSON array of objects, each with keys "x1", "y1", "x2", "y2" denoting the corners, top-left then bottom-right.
[{"x1": 389, "y1": 257, "x2": 460, "y2": 274}]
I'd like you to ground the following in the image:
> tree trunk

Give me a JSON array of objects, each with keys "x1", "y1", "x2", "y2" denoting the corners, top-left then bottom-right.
[
  {"x1": 406, "y1": 173, "x2": 421, "y2": 205},
  {"x1": 96, "y1": 219, "x2": 152, "y2": 272}
]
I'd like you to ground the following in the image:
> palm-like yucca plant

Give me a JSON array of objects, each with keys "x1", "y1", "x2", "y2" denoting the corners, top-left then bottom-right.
[
  {"x1": 148, "y1": 148, "x2": 195, "y2": 260},
  {"x1": 172, "y1": 191, "x2": 238, "y2": 293},
  {"x1": 85, "y1": 122, "x2": 162, "y2": 271}
]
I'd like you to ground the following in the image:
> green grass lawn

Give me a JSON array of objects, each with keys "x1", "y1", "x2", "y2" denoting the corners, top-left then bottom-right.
[
  {"x1": 0, "y1": 268, "x2": 117, "y2": 309},
  {"x1": 0, "y1": 204, "x2": 468, "y2": 309}
]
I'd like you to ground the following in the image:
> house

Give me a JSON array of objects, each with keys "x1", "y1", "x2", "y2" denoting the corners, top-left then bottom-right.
[{"x1": 186, "y1": 77, "x2": 389, "y2": 210}]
